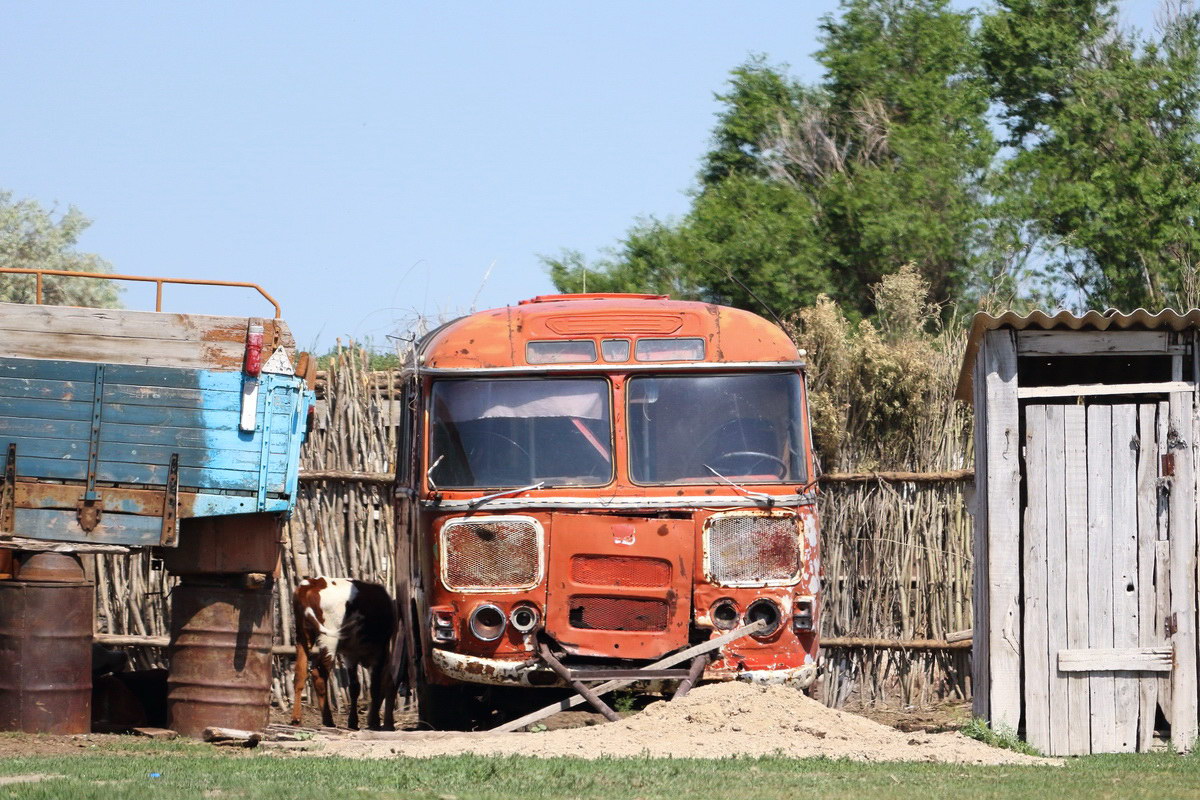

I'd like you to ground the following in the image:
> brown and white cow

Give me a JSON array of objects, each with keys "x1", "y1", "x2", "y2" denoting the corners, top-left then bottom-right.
[{"x1": 290, "y1": 577, "x2": 397, "y2": 730}]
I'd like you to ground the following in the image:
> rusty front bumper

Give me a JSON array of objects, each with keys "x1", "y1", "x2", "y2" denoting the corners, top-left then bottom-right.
[{"x1": 430, "y1": 648, "x2": 817, "y2": 689}]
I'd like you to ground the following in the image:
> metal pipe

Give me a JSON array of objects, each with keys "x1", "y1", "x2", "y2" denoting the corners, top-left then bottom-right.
[
  {"x1": 671, "y1": 653, "x2": 710, "y2": 699},
  {"x1": 0, "y1": 267, "x2": 283, "y2": 318},
  {"x1": 536, "y1": 642, "x2": 620, "y2": 722}
]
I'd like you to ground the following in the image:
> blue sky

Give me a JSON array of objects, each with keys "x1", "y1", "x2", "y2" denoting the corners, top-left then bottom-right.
[{"x1": 1, "y1": 1, "x2": 1166, "y2": 351}]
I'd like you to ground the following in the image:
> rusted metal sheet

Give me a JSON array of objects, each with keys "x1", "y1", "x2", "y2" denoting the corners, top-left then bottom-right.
[
  {"x1": 419, "y1": 295, "x2": 800, "y2": 372},
  {"x1": 159, "y1": 513, "x2": 281, "y2": 576},
  {"x1": 544, "y1": 513, "x2": 693, "y2": 660},
  {"x1": 13, "y1": 551, "x2": 86, "y2": 582},
  {"x1": 0, "y1": 579, "x2": 94, "y2": 733},
  {"x1": 167, "y1": 578, "x2": 275, "y2": 738}
]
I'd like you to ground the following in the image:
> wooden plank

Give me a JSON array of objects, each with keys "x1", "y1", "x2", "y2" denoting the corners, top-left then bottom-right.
[
  {"x1": 983, "y1": 330, "x2": 1022, "y2": 731},
  {"x1": 1017, "y1": 330, "x2": 1175, "y2": 356},
  {"x1": 1044, "y1": 404, "x2": 1069, "y2": 755},
  {"x1": 1086, "y1": 404, "x2": 1117, "y2": 752},
  {"x1": 1022, "y1": 405, "x2": 1051, "y2": 753},
  {"x1": 0, "y1": 452, "x2": 281, "y2": 493},
  {"x1": 0, "y1": 396, "x2": 93, "y2": 421},
  {"x1": 1168, "y1": 390, "x2": 1199, "y2": 752},
  {"x1": 0, "y1": 304, "x2": 248, "y2": 342},
  {"x1": 1057, "y1": 648, "x2": 1174, "y2": 672},
  {"x1": 1155, "y1": 539, "x2": 1173, "y2": 724},
  {"x1": 1110, "y1": 404, "x2": 1140, "y2": 752},
  {"x1": 971, "y1": 349, "x2": 990, "y2": 720},
  {"x1": 10, "y1": 507, "x2": 161, "y2": 546},
  {"x1": 99, "y1": 422, "x2": 290, "y2": 454},
  {"x1": 1063, "y1": 404, "x2": 1091, "y2": 753},
  {"x1": 0, "y1": 416, "x2": 90, "y2": 441},
  {"x1": 1017, "y1": 381, "x2": 1192, "y2": 400},
  {"x1": 0, "y1": 304, "x2": 297, "y2": 371},
  {"x1": 1137, "y1": 403, "x2": 1163, "y2": 751},
  {"x1": 101, "y1": 403, "x2": 241, "y2": 430},
  {"x1": 0, "y1": 331, "x2": 246, "y2": 371},
  {"x1": 0, "y1": 358, "x2": 98, "y2": 382},
  {"x1": 104, "y1": 363, "x2": 239, "y2": 391},
  {"x1": 103, "y1": 383, "x2": 242, "y2": 412},
  {"x1": 98, "y1": 441, "x2": 269, "y2": 471},
  {"x1": 0, "y1": 376, "x2": 96, "y2": 402}
]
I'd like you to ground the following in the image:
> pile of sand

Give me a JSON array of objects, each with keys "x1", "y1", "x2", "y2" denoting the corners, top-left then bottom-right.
[{"x1": 311, "y1": 682, "x2": 1053, "y2": 765}]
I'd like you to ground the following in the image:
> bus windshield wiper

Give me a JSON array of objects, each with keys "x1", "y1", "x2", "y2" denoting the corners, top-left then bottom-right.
[
  {"x1": 704, "y1": 465, "x2": 774, "y2": 507},
  {"x1": 469, "y1": 481, "x2": 545, "y2": 508}
]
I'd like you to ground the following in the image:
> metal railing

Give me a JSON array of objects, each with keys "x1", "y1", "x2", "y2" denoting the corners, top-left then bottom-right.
[{"x1": 0, "y1": 267, "x2": 282, "y2": 318}]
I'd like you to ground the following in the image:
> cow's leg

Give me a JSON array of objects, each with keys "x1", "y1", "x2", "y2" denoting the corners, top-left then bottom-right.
[
  {"x1": 370, "y1": 659, "x2": 395, "y2": 731},
  {"x1": 345, "y1": 658, "x2": 361, "y2": 731},
  {"x1": 313, "y1": 652, "x2": 335, "y2": 728},
  {"x1": 290, "y1": 643, "x2": 308, "y2": 725}
]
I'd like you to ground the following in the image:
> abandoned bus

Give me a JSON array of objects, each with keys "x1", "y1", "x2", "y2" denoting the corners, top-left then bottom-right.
[{"x1": 394, "y1": 293, "x2": 820, "y2": 726}]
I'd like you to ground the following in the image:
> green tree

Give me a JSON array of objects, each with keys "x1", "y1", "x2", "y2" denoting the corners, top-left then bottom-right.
[
  {"x1": 0, "y1": 190, "x2": 120, "y2": 307},
  {"x1": 980, "y1": 0, "x2": 1200, "y2": 308},
  {"x1": 547, "y1": 0, "x2": 995, "y2": 318}
]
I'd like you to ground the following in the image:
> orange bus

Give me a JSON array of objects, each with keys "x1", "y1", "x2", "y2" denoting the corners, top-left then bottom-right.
[{"x1": 393, "y1": 293, "x2": 820, "y2": 727}]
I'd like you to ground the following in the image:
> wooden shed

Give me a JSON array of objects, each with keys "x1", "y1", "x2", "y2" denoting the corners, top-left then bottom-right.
[{"x1": 959, "y1": 310, "x2": 1200, "y2": 756}]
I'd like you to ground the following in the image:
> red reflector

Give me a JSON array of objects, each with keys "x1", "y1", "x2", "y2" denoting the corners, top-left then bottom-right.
[{"x1": 244, "y1": 323, "x2": 264, "y2": 377}]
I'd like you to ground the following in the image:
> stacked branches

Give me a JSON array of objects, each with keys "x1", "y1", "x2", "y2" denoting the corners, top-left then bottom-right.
[{"x1": 273, "y1": 344, "x2": 401, "y2": 709}]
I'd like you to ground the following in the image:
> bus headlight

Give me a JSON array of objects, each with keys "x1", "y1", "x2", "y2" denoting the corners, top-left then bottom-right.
[
  {"x1": 703, "y1": 511, "x2": 801, "y2": 587},
  {"x1": 440, "y1": 516, "x2": 544, "y2": 591},
  {"x1": 746, "y1": 598, "x2": 783, "y2": 638},
  {"x1": 469, "y1": 603, "x2": 507, "y2": 642},
  {"x1": 510, "y1": 604, "x2": 541, "y2": 633}
]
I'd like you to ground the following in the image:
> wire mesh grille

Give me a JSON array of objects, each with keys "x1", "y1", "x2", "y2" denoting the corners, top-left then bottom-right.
[
  {"x1": 568, "y1": 595, "x2": 670, "y2": 632},
  {"x1": 706, "y1": 514, "x2": 801, "y2": 585},
  {"x1": 442, "y1": 519, "x2": 541, "y2": 590},
  {"x1": 571, "y1": 555, "x2": 671, "y2": 588}
]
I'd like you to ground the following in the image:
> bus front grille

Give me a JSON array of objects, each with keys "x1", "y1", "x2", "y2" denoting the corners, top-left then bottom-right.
[
  {"x1": 567, "y1": 595, "x2": 670, "y2": 632},
  {"x1": 570, "y1": 555, "x2": 671, "y2": 588}
]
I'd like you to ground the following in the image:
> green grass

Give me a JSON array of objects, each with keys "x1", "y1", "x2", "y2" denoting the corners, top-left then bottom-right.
[
  {"x1": 961, "y1": 717, "x2": 1042, "y2": 756},
  {"x1": 2, "y1": 748, "x2": 1200, "y2": 800}
]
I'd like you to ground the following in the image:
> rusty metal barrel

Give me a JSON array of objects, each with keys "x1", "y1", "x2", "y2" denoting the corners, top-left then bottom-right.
[
  {"x1": 0, "y1": 579, "x2": 94, "y2": 733},
  {"x1": 167, "y1": 576, "x2": 275, "y2": 738}
]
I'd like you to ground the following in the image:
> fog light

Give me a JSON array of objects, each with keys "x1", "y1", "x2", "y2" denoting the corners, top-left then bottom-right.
[
  {"x1": 510, "y1": 604, "x2": 541, "y2": 633},
  {"x1": 793, "y1": 597, "x2": 814, "y2": 632},
  {"x1": 431, "y1": 607, "x2": 456, "y2": 642},
  {"x1": 469, "y1": 603, "x2": 507, "y2": 641},
  {"x1": 711, "y1": 599, "x2": 739, "y2": 631},
  {"x1": 746, "y1": 598, "x2": 782, "y2": 637}
]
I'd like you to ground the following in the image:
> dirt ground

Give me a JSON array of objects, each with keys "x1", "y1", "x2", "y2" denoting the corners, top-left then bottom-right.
[
  {"x1": 0, "y1": 685, "x2": 1038, "y2": 766},
  {"x1": 274, "y1": 683, "x2": 1050, "y2": 765}
]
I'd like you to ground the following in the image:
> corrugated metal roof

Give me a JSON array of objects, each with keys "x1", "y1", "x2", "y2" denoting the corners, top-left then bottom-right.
[{"x1": 956, "y1": 309, "x2": 1200, "y2": 402}]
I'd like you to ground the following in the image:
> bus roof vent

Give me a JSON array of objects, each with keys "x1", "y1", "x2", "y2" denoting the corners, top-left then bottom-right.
[
  {"x1": 519, "y1": 293, "x2": 669, "y2": 304},
  {"x1": 546, "y1": 314, "x2": 684, "y2": 335}
]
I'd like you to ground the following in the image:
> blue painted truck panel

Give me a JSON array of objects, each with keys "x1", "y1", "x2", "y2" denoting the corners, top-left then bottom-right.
[{"x1": 0, "y1": 356, "x2": 313, "y2": 547}]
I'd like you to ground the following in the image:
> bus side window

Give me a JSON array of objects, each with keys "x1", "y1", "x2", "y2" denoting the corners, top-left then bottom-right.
[{"x1": 397, "y1": 381, "x2": 416, "y2": 486}]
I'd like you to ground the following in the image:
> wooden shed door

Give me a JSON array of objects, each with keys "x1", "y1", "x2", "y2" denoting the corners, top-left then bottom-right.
[{"x1": 1022, "y1": 400, "x2": 1197, "y2": 756}]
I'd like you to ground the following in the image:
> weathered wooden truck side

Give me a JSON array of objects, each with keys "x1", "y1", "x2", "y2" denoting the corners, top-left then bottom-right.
[{"x1": 0, "y1": 269, "x2": 314, "y2": 551}]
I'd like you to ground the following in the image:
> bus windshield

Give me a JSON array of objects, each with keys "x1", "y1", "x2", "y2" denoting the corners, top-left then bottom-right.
[
  {"x1": 627, "y1": 372, "x2": 807, "y2": 484},
  {"x1": 429, "y1": 378, "x2": 613, "y2": 489}
]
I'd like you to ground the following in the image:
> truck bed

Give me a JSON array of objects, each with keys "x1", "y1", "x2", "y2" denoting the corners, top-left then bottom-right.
[{"x1": 0, "y1": 302, "x2": 313, "y2": 549}]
